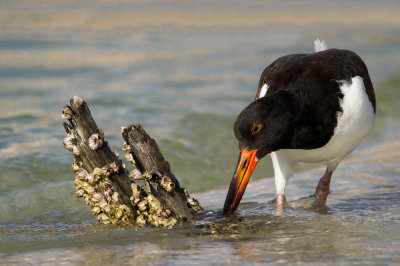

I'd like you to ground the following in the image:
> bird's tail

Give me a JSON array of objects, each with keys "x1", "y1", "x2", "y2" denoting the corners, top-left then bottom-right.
[{"x1": 314, "y1": 38, "x2": 328, "y2": 52}]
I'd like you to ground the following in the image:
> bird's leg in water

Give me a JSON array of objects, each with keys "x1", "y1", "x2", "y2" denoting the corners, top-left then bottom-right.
[
  {"x1": 313, "y1": 168, "x2": 332, "y2": 211},
  {"x1": 276, "y1": 194, "x2": 286, "y2": 212}
]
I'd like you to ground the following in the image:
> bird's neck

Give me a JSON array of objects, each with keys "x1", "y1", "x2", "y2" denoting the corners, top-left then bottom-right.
[{"x1": 263, "y1": 91, "x2": 298, "y2": 152}]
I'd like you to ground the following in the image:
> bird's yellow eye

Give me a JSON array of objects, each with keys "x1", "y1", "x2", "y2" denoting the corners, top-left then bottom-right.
[{"x1": 250, "y1": 123, "x2": 263, "y2": 135}]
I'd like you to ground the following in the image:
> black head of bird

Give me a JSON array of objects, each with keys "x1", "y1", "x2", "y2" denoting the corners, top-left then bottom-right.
[{"x1": 223, "y1": 91, "x2": 295, "y2": 213}]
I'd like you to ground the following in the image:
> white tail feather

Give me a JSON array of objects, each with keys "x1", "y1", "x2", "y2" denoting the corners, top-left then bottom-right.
[{"x1": 314, "y1": 38, "x2": 328, "y2": 52}]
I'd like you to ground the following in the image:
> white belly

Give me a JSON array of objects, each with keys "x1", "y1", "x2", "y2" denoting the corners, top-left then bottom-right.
[{"x1": 275, "y1": 76, "x2": 376, "y2": 168}]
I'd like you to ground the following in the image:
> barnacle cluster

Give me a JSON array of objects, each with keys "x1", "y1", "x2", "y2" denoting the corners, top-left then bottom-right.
[
  {"x1": 128, "y1": 183, "x2": 177, "y2": 227},
  {"x1": 72, "y1": 161, "x2": 134, "y2": 225},
  {"x1": 63, "y1": 125, "x2": 178, "y2": 227}
]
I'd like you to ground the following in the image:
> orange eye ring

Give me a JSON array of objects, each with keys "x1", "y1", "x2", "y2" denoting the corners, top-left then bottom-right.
[{"x1": 250, "y1": 123, "x2": 263, "y2": 135}]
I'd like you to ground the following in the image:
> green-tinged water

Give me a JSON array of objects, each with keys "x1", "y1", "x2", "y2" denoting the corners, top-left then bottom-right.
[{"x1": 1, "y1": 0, "x2": 400, "y2": 264}]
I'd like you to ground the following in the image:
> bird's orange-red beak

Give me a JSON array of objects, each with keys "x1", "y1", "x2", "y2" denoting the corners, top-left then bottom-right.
[{"x1": 223, "y1": 149, "x2": 259, "y2": 214}]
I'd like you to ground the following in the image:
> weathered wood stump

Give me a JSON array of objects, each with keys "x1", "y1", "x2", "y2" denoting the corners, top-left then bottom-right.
[
  {"x1": 62, "y1": 96, "x2": 201, "y2": 227},
  {"x1": 122, "y1": 125, "x2": 201, "y2": 222}
]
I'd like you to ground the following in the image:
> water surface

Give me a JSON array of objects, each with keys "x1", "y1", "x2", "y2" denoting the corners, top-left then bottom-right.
[{"x1": 0, "y1": 0, "x2": 400, "y2": 264}]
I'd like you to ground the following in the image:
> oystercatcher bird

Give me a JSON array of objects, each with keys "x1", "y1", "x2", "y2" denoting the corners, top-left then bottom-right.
[{"x1": 223, "y1": 39, "x2": 376, "y2": 213}]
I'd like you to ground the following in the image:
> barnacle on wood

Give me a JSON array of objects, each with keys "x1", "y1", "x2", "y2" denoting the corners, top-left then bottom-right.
[
  {"x1": 92, "y1": 206, "x2": 101, "y2": 214},
  {"x1": 72, "y1": 146, "x2": 80, "y2": 156},
  {"x1": 147, "y1": 194, "x2": 163, "y2": 215},
  {"x1": 76, "y1": 168, "x2": 88, "y2": 180},
  {"x1": 61, "y1": 105, "x2": 73, "y2": 120},
  {"x1": 84, "y1": 196, "x2": 91, "y2": 205},
  {"x1": 109, "y1": 161, "x2": 120, "y2": 173},
  {"x1": 122, "y1": 141, "x2": 131, "y2": 153},
  {"x1": 72, "y1": 162, "x2": 80, "y2": 172},
  {"x1": 115, "y1": 208, "x2": 123, "y2": 219},
  {"x1": 142, "y1": 171, "x2": 152, "y2": 180},
  {"x1": 187, "y1": 196, "x2": 202, "y2": 211},
  {"x1": 98, "y1": 213, "x2": 110, "y2": 224},
  {"x1": 103, "y1": 187, "x2": 112, "y2": 198},
  {"x1": 161, "y1": 175, "x2": 176, "y2": 192},
  {"x1": 99, "y1": 199, "x2": 108, "y2": 209},
  {"x1": 63, "y1": 100, "x2": 202, "y2": 227},
  {"x1": 161, "y1": 207, "x2": 172, "y2": 218},
  {"x1": 111, "y1": 192, "x2": 119, "y2": 203},
  {"x1": 74, "y1": 178, "x2": 83, "y2": 188},
  {"x1": 101, "y1": 165, "x2": 112, "y2": 177},
  {"x1": 136, "y1": 215, "x2": 147, "y2": 226},
  {"x1": 85, "y1": 185, "x2": 95, "y2": 194},
  {"x1": 62, "y1": 134, "x2": 74, "y2": 151},
  {"x1": 86, "y1": 174, "x2": 95, "y2": 184},
  {"x1": 163, "y1": 217, "x2": 178, "y2": 228},
  {"x1": 91, "y1": 192, "x2": 104, "y2": 203},
  {"x1": 129, "y1": 169, "x2": 143, "y2": 180},
  {"x1": 137, "y1": 199, "x2": 148, "y2": 211},
  {"x1": 75, "y1": 189, "x2": 85, "y2": 198},
  {"x1": 88, "y1": 132, "x2": 104, "y2": 150},
  {"x1": 124, "y1": 152, "x2": 136, "y2": 165}
]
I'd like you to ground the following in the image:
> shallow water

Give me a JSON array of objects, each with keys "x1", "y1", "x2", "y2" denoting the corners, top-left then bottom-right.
[{"x1": 1, "y1": 0, "x2": 400, "y2": 264}]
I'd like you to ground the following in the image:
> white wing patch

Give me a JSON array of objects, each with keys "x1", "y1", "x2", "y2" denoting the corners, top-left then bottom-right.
[
  {"x1": 314, "y1": 38, "x2": 328, "y2": 52},
  {"x1": 259, "y1": 83, "x2": 269, "y2": 98},
  {"x1": 333, "y1": 76, "x2": 376, "y2": 148},
  {"x1": 275, "y1": 76, "x2": 375, "y2": 170}
]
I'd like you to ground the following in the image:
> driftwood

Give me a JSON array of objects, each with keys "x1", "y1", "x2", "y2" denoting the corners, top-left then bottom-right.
[
  {"x1": 62, "y1": 96, "x2": 201, "y2": 227},
  {"x1": 122, "y1": 125, "x2": 201, "y2": 222}
]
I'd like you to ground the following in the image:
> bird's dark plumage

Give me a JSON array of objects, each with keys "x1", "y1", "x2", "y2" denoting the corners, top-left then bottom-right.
[
  {"x1": 224, "y1": 45, "x2": 376, "y2": 214},
  {"x1": 251, "y1": 49, "x2": 375, "y2": 152},
  {"x1": 256, "y1": 49, "x2": 376, "y2": 111}
]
